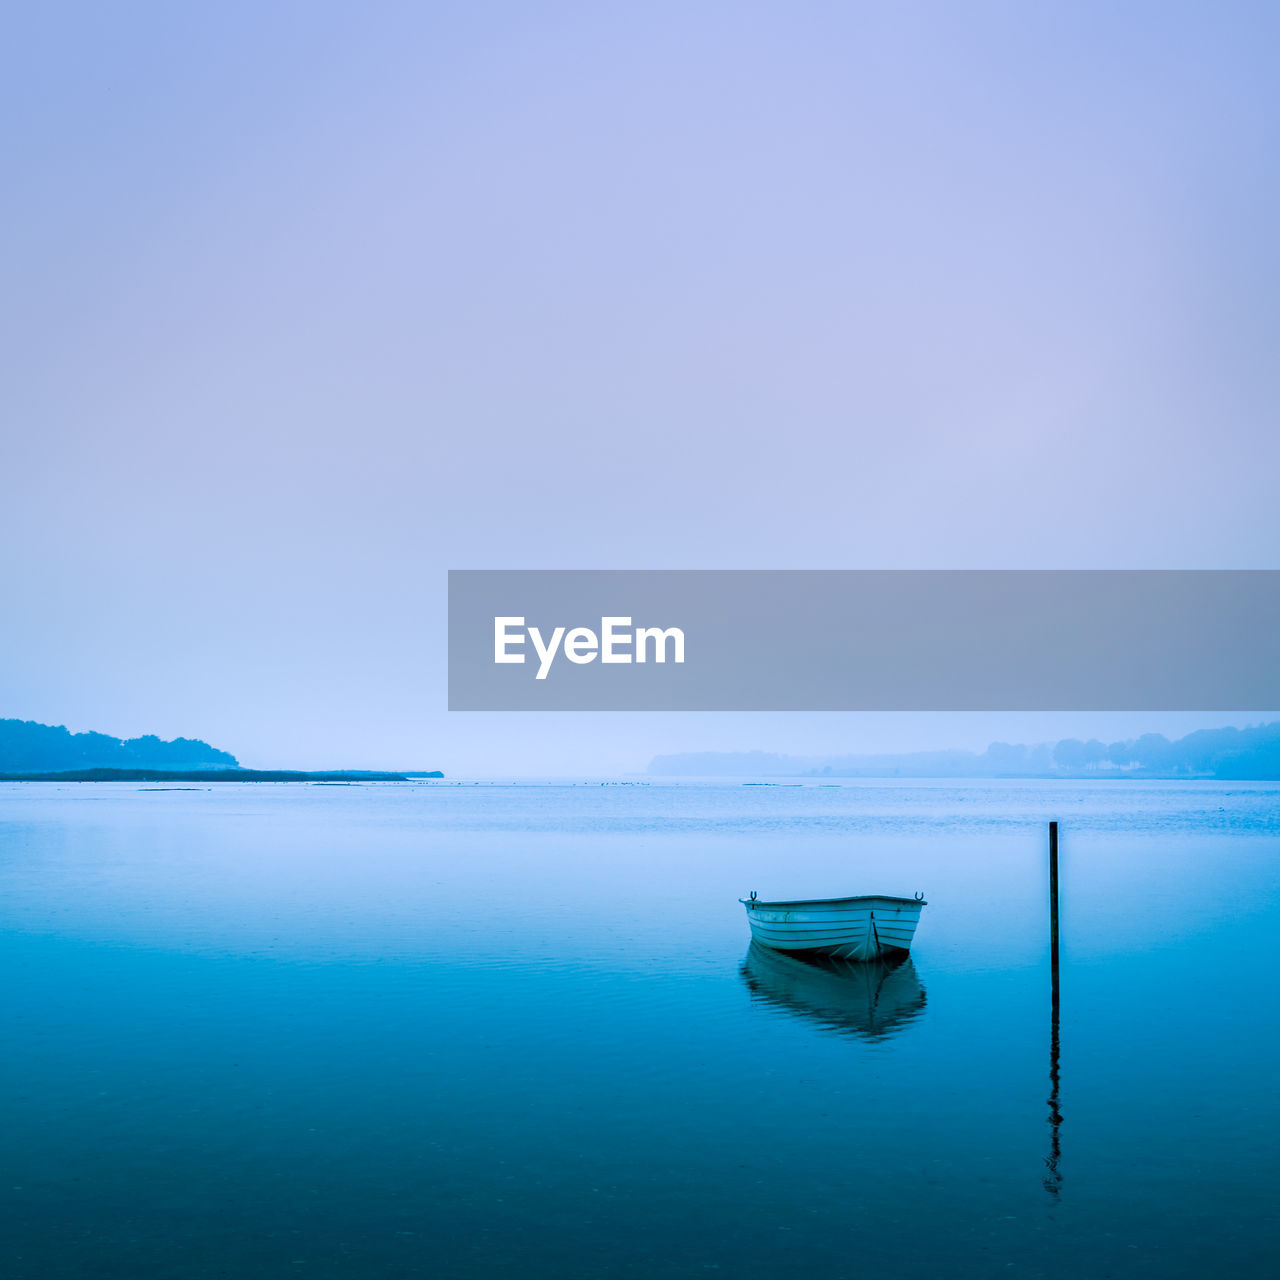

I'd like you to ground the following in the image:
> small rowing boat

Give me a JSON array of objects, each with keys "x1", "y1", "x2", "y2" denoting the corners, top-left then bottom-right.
[{"x1": 740, "y1": 891, "x2": 926, "y2": 961}]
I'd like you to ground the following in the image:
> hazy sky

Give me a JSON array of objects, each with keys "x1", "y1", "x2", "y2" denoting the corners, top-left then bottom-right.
[{"x1": 3, "y1": 2, "x2": 1278, "y2": 773}]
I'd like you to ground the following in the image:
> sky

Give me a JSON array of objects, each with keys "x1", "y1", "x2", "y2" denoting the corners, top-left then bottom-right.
[{"x1": 2, "y1": 1, "x2": 1278, "y2": 774}]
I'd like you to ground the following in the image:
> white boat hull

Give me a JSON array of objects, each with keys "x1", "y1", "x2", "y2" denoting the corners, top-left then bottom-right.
[{"x1": 741, "y1": 893, "x2": 925, "y2": 961}]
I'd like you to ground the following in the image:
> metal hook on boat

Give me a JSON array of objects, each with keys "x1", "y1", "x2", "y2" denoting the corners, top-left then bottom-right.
[
  {"x1": 749, "y1": 890, "x2": 757, "y2": 902},
  {"x1": 914, "y1": 891, "x2": 924, "y2": 901}
]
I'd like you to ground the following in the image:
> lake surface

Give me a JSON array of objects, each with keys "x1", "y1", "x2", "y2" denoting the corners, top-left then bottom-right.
[{"x1": 1, "y1": 779, "x2": 1276, "y2": 1278}]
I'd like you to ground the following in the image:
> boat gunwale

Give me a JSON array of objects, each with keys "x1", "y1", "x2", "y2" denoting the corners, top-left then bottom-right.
[{"x1": 740, "y1": 894, "x2": 927, "y2": 909}]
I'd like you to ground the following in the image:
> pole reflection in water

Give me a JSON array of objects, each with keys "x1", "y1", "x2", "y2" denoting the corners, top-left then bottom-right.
[
  {"x1": 1045, "y1": 820, "x2": 1063, "y2": 1197},
  {"x1": 1045, "y1": 969, "x2": 1062, "y2": 1196},
  {"x1": 740, "y1": 943, "x2": 927, "y2": 1042}
]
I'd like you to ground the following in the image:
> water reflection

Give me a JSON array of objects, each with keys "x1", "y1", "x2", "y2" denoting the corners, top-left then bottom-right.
[
  {"x1": 740, "y1": 942, "x2": 927, "y2": 1041},
  {"x1": 1045, "y1": 987, "x2": 1063, "y2": 1196},
  {"x1": 1044, "y1": 819, "x2": 1063, "y2": 1197}
]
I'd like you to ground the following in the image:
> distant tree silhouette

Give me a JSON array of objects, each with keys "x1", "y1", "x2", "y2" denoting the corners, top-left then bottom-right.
[
  {"x1": 1131, "y1": 733, "x2": 1177, "y2": 772},
  {"x1": 650, "y1": 722, "x2": 1280, "y2": 779},
  {"x1": 985, "y1": 742, "x2": 1029, "y2": 773},
  {"x1": 0, "y1": 719, "x2": 238, "y2": 773}
]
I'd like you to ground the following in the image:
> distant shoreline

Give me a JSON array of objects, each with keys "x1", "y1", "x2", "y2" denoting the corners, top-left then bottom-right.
[
  {"x1": 650, "y1": 721, "x2": 1280, "y2": 781},
  {"x1": 0, "y1": 768, "x2": 442, "y2": 783}
]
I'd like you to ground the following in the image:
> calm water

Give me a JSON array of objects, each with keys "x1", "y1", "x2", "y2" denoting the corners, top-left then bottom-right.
[{"x1": 1, "y1": 779, "x2": 1276, "y2": 1278}]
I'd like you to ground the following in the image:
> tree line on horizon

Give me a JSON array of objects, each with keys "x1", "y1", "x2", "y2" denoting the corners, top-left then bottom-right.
[
  {"x1": 650, "y1": 721, "x2": 1280, "y2": 779},
  {"x1": 979, "y1": 722, "x2": 1280, "y2": 778},
  {"x1": 0, "y1": 718, "x2": 239, "y2": 774}
]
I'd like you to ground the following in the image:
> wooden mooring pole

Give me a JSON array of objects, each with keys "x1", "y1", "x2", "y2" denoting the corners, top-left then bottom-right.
[{"x1": 1049, "y1": 820, "x2": 1060, "y2": 971}]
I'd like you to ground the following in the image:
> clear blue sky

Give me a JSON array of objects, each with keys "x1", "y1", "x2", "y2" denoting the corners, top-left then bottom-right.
[{"x1": 3, "y1": 2, "x2": 1277, "y2": 772}]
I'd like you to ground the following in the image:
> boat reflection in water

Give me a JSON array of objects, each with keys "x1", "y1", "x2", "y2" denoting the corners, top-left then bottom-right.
[{"x1": 740, "y1": 942, "x2": 927, "y2": 1042}]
